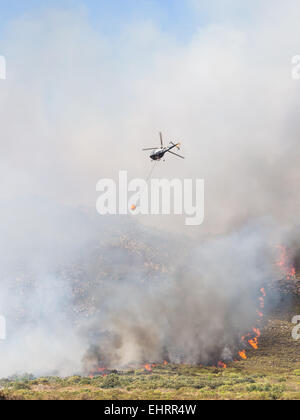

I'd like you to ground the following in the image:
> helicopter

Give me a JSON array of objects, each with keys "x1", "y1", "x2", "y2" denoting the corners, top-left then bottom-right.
[{"x1": 143, "y1": 132, "x2": 185, "y2": 161}]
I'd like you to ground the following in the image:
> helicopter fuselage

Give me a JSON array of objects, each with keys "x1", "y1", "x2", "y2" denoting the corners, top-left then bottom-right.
[
  {"x1": 150, "y1": 148, "x2": 166, "y2": 161},
  {"x1": 143, "y1": 134, "x2": 184, "y2": 161},
  {"x1": 150, "y1": 144, "x2": 179, "y2": 161}
]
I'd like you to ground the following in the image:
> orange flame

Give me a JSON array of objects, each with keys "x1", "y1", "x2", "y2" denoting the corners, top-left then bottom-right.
[
  {"x1": 276, "y1": 246, "x2": 296, "y2": 280},
  {"x1": 237, "y1": 287, "x2": 266, "y2": 362},
  {"x1": 96, "y1": 367, "x2": 107, "y2": 374},
  {"x1": 259, "y1": 297, "x2": 265, "y2": 309},
  {"x1": 239, "y1": 350, "x2": 247, "y2": 360},
  {"x1": 248, "y1": 338, "x2": 259, "y2": 350},
  {"x1": 145, "y1": 364, "x2": 152, "y2": 372},
  {"x1": 252, "y1": 327, "x2": 261, "y2": 338},
  {"x1": 217, "y1": 361, "x2": 227, "y2": 369}
]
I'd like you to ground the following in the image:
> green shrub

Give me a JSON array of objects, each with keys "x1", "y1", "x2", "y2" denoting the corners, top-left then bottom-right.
[
  {"x1": 79, "y1": 378, "x2": 92, "y2": 385},
  {"x1": 67, "y1": 376, "x2": 82, "y2": 384},
  {"x1": 101, "y1": 374, "x2": 122, "y2": 389},
  {"x1": 293, "y1": 370, "x2": 300, "y2": 376},
  {"x1": 13, "y1": 382, "x2": 30, "y2": 391}
]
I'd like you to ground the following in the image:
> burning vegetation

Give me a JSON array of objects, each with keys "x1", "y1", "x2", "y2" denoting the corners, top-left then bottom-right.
[
  {"x1": 0, "y1": 202, "x2": 299, "y2": 379},
  {"x1": 1, "y1": 220, "x2": 300, "y2": 400},
  {"x1": 83, "y1": 241, "x2": 298, "y2": 376}
]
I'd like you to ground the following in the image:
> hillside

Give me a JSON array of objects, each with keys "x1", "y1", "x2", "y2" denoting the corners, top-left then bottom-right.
[{"x1": 1, "y1": 278, "x2": 300, "y2": 400}]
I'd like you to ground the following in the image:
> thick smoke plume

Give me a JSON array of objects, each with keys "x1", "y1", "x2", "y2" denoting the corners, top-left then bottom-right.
[
  {"x1": 0, "y1": 1, "x2": 300, "y2": 376},
  {"x1": 0, "y1": 201, "x2": 286, "y2": 375},
  {"x1": 82, "y1": 221, "x2": 278, "y2": 371}
]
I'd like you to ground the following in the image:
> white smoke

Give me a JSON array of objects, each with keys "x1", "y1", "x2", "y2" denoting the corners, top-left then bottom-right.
[{"x1": 0, "y1": 1, "x2": 299, "y2": 376}]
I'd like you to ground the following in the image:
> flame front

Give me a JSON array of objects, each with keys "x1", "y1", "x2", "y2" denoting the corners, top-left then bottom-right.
[
  {"x1": 276, "y1": 245, "x2": 296, "y2": 280},
  {"x1": 248, "y1": 338, "x2": 259, "y2": 350},
  {"x1": 236, "y1": 246, "x2": 296, "y2": 363},
  {"x1": 237, "y1": 288, "x2": 266, "y2": 361},
  {"x1": 252, "y1": 327, "x2": 261, "y2": 338},
  {"x1": 217, "y1": 361, "x2": 227, "y2": 369},
  {"x1": 239, "y1": 350, "x2": 247, "y2": 360}
]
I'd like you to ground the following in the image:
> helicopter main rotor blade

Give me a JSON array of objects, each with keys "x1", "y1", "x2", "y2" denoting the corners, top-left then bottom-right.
[
  {"x1": 143, "y1": 148, "x2": 158, "y2": 151},
  {"x1": 159, "y1": 132, "x2": 163, "y2": 148},
  {"x1": 167, "y1": 150, "x2": 185, "y2": 159}
]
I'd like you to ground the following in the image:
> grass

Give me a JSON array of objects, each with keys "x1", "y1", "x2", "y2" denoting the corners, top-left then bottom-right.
[
  {"x1": 0, "y1": 366, "x2": 294, "y2": 400},
  {"x1": 1, "y1": 297, "x2": 300, "y2": 400}
]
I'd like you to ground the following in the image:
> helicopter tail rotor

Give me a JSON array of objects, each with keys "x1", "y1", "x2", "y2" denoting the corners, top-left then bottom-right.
[{"x1": 170, "y1": 141, "x2": 181, "y2": 150}]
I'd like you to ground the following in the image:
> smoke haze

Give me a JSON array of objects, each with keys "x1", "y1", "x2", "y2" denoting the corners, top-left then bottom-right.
[{"x1": 0, "y1": 0, "x2": 300, "y2": 376}]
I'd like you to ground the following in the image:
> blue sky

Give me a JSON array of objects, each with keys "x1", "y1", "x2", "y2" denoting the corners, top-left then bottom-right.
[
  {"x1": 0, "y1": 0, "x2": 202, "y2": 39},
  {"x1": 0, "y1": 0, "x2": 263, "y2": 42}
]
